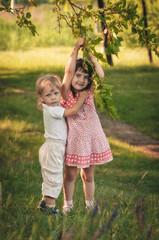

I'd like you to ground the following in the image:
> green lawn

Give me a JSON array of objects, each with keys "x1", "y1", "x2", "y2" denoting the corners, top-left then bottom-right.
[
  {"x1": 105, "y1": 65, "x2": 159, "y2": 139},
  {"x1": 0, "y1": 47, "x2": 159, "y2": 239}
]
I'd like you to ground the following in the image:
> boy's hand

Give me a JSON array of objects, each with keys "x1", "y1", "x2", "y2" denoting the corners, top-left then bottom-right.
[
  {"x1": 79, "y1": 90, "x2": 89, "y2": 99},
  {"x1": 76, "y1": 38, "x2": 85, "y2": 49}
]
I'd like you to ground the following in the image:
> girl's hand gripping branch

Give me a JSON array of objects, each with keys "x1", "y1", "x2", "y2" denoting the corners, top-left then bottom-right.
[{"x1": 76, "y1": 38, "x2": 85, "y2": 49}]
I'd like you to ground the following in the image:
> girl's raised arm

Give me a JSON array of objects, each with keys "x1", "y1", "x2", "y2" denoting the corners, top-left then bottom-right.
[
  {"x1": 61, "y1": 38, "x2": 85, "y2": 100},
  {"x1": 88, "y1": 51, "x2": 104, "y2": 80}
]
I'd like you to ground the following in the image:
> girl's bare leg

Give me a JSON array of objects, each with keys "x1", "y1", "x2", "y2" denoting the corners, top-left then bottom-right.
[
  {"x1": 63, "y1": 165, "x2": 79, "y2": 204},
  {"x1": 81, "y1": 165, "x2": 95, "y2": 207}
]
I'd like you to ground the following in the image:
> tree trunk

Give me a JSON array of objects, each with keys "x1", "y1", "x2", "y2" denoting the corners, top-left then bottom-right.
[
  {"x1": 141, "y1": 0, "x2": 153, "y2": 63},
  {"x1": 97, "y1": 0, "x2": 113, "y2": 66},
  {"x1": 11, "y1": 0, "x2": 15, "y2": 13}
]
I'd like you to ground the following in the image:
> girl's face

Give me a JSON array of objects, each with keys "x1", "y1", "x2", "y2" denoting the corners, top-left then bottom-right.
[
  {"x1": 40, "y1": 84, "x2": 61, "y2": 107},
  {"x1": 72, "y1": 69, "x2": 89, "y2": 92}
]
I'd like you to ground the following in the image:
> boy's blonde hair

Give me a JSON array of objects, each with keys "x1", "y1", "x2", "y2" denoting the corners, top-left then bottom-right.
[{"x1": 36, "y1": 74, "x2": 62, "y2": 110}]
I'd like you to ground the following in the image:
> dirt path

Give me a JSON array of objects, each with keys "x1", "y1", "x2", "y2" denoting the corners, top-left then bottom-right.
[{"x1": 99, "y1": 113, "x2": 159, "y2": 159}]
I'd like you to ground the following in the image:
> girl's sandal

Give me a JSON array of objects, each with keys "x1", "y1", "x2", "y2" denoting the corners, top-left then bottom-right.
[{"x1": 63, "y1": 204, "x2": 73, "y2": 213}]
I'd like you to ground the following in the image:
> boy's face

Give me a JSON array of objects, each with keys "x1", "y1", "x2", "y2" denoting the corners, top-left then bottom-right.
[
  {"x1": 40, "y1": 84, "x2": 61, "y2": 107},
  {"x1": 72, "y1": 69, "x2": 89, "y2": 91}
]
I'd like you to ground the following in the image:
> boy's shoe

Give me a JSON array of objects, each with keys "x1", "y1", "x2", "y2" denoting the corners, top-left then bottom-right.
[
  {"x1": 47, "y1": 206, "x2": 59, "y2": 215},
  {"x1": 63, "y1": 204, "x2": 73, "y2": 213},
  {"x1": 38, "y1": 200, "x2": 47, "y2": 212},
  {"x1": 38, "y1": 200, "x2": 59, "y2": 215}
]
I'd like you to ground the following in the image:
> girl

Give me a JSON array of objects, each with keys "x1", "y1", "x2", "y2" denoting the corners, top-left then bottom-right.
[
  {"x1": 61, "y1": 38, "x2": 113, "y2": 212},
  {"x1": 36, "y1": 74, "x2": 89, "y2": 214}
]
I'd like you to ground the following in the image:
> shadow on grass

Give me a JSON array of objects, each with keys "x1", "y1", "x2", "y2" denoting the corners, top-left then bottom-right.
[
  {"x1": 0, "y1": 69, "x2": 64, "y2": 93},
  {"x1": 0, "y1": 65, "x2": 159, "y2": 92},
  {"x1": 0, "y1": 69, "x2": 64, "y2": 126}
]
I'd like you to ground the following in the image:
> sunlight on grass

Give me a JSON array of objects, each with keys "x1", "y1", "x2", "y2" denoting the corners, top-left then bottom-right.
[
  {"x1": 113, "y1": 47, "x2": 159, "y2": 66},
  {"x1": 3, "y1": 87, "x2": 25, "y2": 94},
  {"x1": 0, "y1": 47, "x2": 72, "y2": 71},
  {"x1": 0, "y1": 47, "x2": 158, "y2": 72},
  {"x1": 0, "y1": 118, "x2": 32, "y2": 131},
  {"x1": 109, "y1": 136, "x2": 141, "y2": 156}
]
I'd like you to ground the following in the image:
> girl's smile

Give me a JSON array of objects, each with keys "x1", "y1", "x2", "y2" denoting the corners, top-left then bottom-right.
[{"x1": 71, "y1": 70, "x2": 89, "y2": 91}]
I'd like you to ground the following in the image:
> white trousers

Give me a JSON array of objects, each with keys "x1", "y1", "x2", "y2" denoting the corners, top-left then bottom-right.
[{"x1": 39, "y1": 139, "x2": 66, "y2": 199}]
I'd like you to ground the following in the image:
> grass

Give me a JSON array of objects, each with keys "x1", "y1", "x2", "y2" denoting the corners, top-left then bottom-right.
[
  {"x1": 0, "y1": 124, "x2": 159, "y2": 239},
  {"x1": 105, "y1": 64, "x2": 159, "y2": 139},
  {"x1": 0, "y1": 47, "x2": 159, "y2": 240}
]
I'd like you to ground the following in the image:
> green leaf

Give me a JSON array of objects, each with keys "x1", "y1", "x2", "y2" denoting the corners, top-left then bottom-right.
[
  {"x1": 150, "y1": 34, "x2": 157, "y2": 38},
  {"x1": 122, "y1": 23, "x2": 128, "y2": 29},
  {"x1": 26, "y1": 12, "x2": 31, "y2": 19},
  {"x1": 0, "y1": 7, "x2": 5, "y2": 11},
  {"x1": 105, "y1": 16, "x2": 111, "y2": 20},
  {"x1": 155, "y1": 51, "x2": 159, "y2": 57},
  {"x1": 24, "y1": 19, "x2": 28, "y2": 25},
  {"x1": 131, "y1": 26, "x2": 137, "y2": 33},
  {"x1": 122, "y1": 0, "x2": 126, "y2": 8},
  {"x1": 109, "y1": 20, "x2": 116, "y2": 28},
  {"x1": 87, "y1": 5, "x2": 93, "y2": 10},
  {"x1": 94, "y1": 82, "x2": 119, "y2": 119},
  {"x1": 105, "y1": 47, "x2": 111, "y2": 55}
]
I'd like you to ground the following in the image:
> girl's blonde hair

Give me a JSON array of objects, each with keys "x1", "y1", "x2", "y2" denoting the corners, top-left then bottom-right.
[{"x1": 36, "y1": 74, "x2": 62, "y2": 110}]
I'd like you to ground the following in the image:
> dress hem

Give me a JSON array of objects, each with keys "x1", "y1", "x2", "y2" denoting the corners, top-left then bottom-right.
[{"x1": 64, "y1": 158, "x2": 113, "y2": 168}]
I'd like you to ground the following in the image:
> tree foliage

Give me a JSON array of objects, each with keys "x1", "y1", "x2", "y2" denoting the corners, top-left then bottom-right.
[
  {"x1": 1, "y1": 0, "x2": 158, "y2": 119},
  {"x1": 0, "y1": 0, "x2": 38, "y2": 36}
]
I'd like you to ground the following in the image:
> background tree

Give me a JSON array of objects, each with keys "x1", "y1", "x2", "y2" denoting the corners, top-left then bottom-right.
[
  {"x1": 98, "y1": 0, "x2": 113, "y2": 66},
  {"x1": 141, "y1": 0, "x2": 153, "y2": 63}
]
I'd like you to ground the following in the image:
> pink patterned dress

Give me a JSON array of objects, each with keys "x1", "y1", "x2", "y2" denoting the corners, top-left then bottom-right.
[{"x1": 61, "y1": 91, "x2": 113, "y2": 168}]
